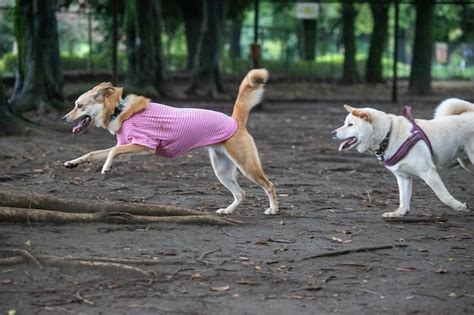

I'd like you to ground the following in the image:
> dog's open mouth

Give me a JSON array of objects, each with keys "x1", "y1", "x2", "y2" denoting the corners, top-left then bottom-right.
[
  {"x1": 72, "y1": 115, "x2": 92, "y2": 134},
  {"x1": 338, "y1": 137, "x2": 358, "y2": 151}
]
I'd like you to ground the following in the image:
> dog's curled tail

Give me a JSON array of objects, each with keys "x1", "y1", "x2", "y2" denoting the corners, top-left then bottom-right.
[
  {"x1": 232, "y1": 69, "x2": 269, "y2": 127},
  {"x1": 434, "y1": 98, "x2": 474, "y2": 119}
]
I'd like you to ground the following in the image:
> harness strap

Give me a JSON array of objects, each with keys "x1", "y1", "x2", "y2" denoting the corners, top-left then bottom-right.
[{"x1": 383, "y1": 106, "x2": 433, "y2": 167}]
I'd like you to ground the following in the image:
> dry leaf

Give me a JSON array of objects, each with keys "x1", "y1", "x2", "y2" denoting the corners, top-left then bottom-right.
[
  {"x1": 210, "y1": 285, "x2": 230, "y2": 292},
  {"x1": 0, "y1": 278, "x2": 12, "y2": 285},
  {"x1": 255, "y1": 265, "x2": 262, "y2": 272},
  {"x1": 448, "y1": 292, "x2": 456, "y2": 298},
  {"x1": 191, "y1": 273, "x2": 203, "y2": 281},
  {"x1": 236, "y1": 279, "x2": 257, "y2": 285},
  {"x1": 436, "y1": 267, "x2": 447, "y2": 274}
]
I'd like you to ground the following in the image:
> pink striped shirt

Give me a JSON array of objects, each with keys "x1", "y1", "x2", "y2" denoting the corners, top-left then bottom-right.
[{"x1": 116, "y1": 102, "x2": 238, "y2": 158}]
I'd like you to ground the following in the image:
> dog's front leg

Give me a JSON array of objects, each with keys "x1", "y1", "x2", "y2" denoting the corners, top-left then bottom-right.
[
  {"x1": 419, "y1": 168, "x2": 468, "y2": 212},
  {"x1": 101, "y1": 144, "x2": 152, "y2": 175},
  {"x1": 64, "y1": 147, "x2": 113, "y2": 169},
  {"x1": 383, "y1": 174, "x2": 412, "y2": 218}
]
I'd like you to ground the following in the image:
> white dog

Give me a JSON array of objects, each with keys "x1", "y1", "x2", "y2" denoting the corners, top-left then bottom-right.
[{"x1": 333, "y1": 98, "x2": 473, "y2": 217}]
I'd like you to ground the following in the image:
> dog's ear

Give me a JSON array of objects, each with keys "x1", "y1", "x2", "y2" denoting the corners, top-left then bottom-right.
[
  {"x1": 352, "y1": 109, "x2": 371, "y2": 122},
  {"x1": 93, "y1": 84, "x2": 115, "y2": 102},
  {"x1": 343, "y1": 104, "x2": 354, "y2": 113}
]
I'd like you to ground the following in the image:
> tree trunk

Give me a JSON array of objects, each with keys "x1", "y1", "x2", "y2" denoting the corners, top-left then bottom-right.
[
  {"x1": 230, "y1": 20, "x2": 242, "y2": 59},
  {"x1": 0, "y1": 79, "x2": 32, "y2": 135},
  {"x1": 186, "y1": 0, "x2": 226, "y2": 97},
  {"x1": 10, "y1": 0, "x2": 64, "y2": 113},
  {"x1": 125, "y1": 0, "x2": 165, "y2": 97},
  {"x1": 177, "y1": 0, "x2": 202, "y2": 72},
  {"x1": 365, "y1": 2, "x2": 389, "y2": 83},
  {"x1": 300, "y1": 19, "x2": 317, "y2": 61},
  {"x1": 398, "y1": 29, "x2": 409, "y2": 64},
  {"x1": 341, "y1": 1, "x2": 359, "y2": 83},
  {"x1": 461, "y1": 4, "x2": 474, "y2": 42},
  {"x1": 409, "y1": 0, "x2": 435, "y2": 95}
]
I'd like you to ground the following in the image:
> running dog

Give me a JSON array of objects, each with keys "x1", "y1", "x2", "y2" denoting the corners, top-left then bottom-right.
[
  {"x1": 62, "y1": 69, "x2": 278, "y2": 215},
  {"x1": 332, "y1": 99, "x2": 473, "y2": 217}
]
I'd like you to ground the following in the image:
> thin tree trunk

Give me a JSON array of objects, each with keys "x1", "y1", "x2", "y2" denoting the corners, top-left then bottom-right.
[
  {"x1": 0, "y1": 79, "x2": 30, "y2": 135},
  {"x1": 10, "y1": 0, "x2": 64, "y2": 113},
  {"x1": 301, "y1": 19, "x2": 317, "y2": 61},
  {"x1": 409, "y1": 0, "x2": 435, "y2": 95},
  {"x1": 186, "y1": 0, "x2": 226, "y2": 97},
  {"x1": 341, "y1": 1, "x2": 359, "y2": 83},
  {"x1": 125, "y1": 0, "x2": 165, "y2": 97},
  {"x1": 365, "y1": 2, "x2": 389, "y2": 83},
  {"x1": 398, "y1": 29, "x2": 409, "y2": 64},
  {"x1": 178, "y1": 0, "x2": 202, "y2": 71},
  {"x1": 230, "y1": 20, "x2": 242, "y2": 58}
]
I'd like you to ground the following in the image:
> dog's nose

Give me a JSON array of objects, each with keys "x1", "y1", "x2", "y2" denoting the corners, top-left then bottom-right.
[
  {"x1": 61, "y1": 115, "x2": 68, "y2": 123},
  {"x1": 331, "y1": 130, "x2": 337, "y2": 138}
]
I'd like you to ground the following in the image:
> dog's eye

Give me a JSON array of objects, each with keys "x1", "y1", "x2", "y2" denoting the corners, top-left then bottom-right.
[
  {"x1": 77, "y1": 104, "x2": 83, "y2": 109},
  {"x1": 348, "y1": 123, "x2": 353, "y2": 127}
]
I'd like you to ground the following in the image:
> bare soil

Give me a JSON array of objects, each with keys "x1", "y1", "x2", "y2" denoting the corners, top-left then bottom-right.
[{"x1": 0, "y1": 81, "x2": 473, "y2": 314}]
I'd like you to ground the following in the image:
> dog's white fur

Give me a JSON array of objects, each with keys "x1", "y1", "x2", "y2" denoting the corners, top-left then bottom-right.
[
  {"x1": 333, "y1": 98, "x2": 474, "y2": 217},
  {"x1": 62, "y1": 69, "x2": 278, "y2": 215}
]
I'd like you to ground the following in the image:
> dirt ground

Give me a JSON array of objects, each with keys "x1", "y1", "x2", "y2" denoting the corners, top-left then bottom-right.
[{"x1": 1, "y1": 81, "x2": 474, "y2": 314}]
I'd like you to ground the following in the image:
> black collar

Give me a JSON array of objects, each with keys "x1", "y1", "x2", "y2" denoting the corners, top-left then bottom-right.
[
  {"x1": 375, "y1": 130, "x2": 391, "y2": 162},
  {"x1": 110, "y1": 99, "x2": 125, "y2": 120}
]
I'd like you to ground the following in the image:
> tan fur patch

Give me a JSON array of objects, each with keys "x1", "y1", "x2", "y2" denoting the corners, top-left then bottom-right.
[
  {"x1": 352, "y1": 109, "x2": 371, "y2": 121},
  {"x1": 117, "y1": 95, "x2": 150, "y2": 125}
]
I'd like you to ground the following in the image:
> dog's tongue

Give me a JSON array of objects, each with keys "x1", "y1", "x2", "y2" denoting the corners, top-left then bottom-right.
[
  {"x1": 338, "y1": 138, "x2": 352, "y2": 151},
  {"x1": 72, "y1": 116, "x2": 91, "y2": 134}
]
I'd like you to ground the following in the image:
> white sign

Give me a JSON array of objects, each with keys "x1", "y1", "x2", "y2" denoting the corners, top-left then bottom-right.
[{"x1": 296, "y1": 2, "x2": 319, "y2": 19}]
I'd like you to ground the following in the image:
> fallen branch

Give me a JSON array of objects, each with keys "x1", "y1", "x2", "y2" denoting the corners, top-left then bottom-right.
[
  {"x1": 0, "y1": 207, "x2": 240, "y2": 225},
  {"x1": 0, "y1": 190, "x2": 203, "y2": 216},
  {"x1": 383, "y1": 217, "x2": 448, "y2": 223},
  {"x1": 300, "y1": 244, "x2": 408, "y2": 261}
]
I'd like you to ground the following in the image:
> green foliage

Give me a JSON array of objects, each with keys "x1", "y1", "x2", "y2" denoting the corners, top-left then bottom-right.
[{"x1": 0, "y1": 52, "x2": 127, "y2": 76}]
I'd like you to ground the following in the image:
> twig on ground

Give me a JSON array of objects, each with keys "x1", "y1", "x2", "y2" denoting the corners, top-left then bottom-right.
[
  {"x1": 383, "y1": 217, "x2": 448, "y2": 223},
  {"x1": 197, "y1": 248, "x2": 221, "y2": 266},
  {"x1": 75, "y1": 288, "x2": 95, "y2": 306},
  {"x1": 300, "y1": 244, "x2": 408, "y2": 261}
]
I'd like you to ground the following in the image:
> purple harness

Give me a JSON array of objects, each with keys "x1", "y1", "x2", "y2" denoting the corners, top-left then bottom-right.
[{"x1": 377, "y1": 106, "x2": 433, "y2": 167}]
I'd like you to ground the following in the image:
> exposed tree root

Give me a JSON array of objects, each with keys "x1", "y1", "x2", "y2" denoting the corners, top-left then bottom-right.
[
  {"x1": 0, "y1": 190, "x2": 203, "y2": 216},
  {"x1": 300, "y1": 244, "x2": 408, "y2": 261},
  {"x1": 0, "y1": 206, "x2": 240, "y2": 225},
  {"x1": 0, "y1": 249, "x2": 152, "y2": 277}
]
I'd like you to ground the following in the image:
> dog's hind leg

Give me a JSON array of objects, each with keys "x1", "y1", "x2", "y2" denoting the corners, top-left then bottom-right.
[
  {"x1": 383, "y1": 175, "x2": 412, "y2": 218},
  {"x1": 101, "y1": 144, "x2": 153, "y2": 175},
  {"x1": 465, "y1": 139, "x2": 474, "y2": 165},
  {"x1": 419, "y1": 168, "x2": 469, "y2": 212},
  {"x1": 64, "y1": 147, "x2": 113, "y2": 169},
  {"x1": 222, "y1": 133, "x2": 278, "y2": 215},
  {"x1": 209, "y1": 146, "x2": 245, "y2": 215}
]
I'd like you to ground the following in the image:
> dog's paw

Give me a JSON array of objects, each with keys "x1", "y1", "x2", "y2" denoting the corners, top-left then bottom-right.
[
  {"x1": 64, "y1": 161, "x2": 78, "y2": 169},
  {"x1": 453, "y1": 202, "x2": 469, "y2": 212},
  {"x1": 101, "y1": 168, "x2": 110, "y2": 175},
  {"x1": 382, "y1": 211, "x2": 405, "y2": 218},
  {"x1": 264, "y1": 207, "x2": 278, "y2": 215},
  {"x1": 216, "y1": 208, "x2": 233, "y2": 215}
]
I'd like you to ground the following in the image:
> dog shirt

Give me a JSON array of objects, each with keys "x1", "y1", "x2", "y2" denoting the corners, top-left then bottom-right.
[{"x1": 116, "y1": 102, "x2": 238, "y2": 158}]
